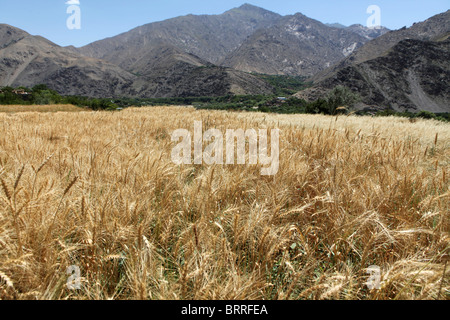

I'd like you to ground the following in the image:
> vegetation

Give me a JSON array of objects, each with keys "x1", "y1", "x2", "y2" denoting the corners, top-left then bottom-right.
[
  {"x1": 1, "y1": 84, "x2": 448, "y2": 122},
  {"x1": 0, "y1": 107, "x2": 448, "y2": 300},
  {"x1": 254, "y1": 74, "x2": 310, "y2": 96},
  {"x1": 0, "y1": 85, "x2": 118, "y2": 110},
  {"x1": 194, "y1": 87, "x2": 360, "y2": 115},
  {"x1": 370, "y1": 109, "x2": 450, "y2": 122}
]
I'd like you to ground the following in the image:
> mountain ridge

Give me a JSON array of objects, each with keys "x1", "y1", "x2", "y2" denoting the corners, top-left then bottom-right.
[
  {"x1": 295, "y1": 38, "x2": 450, "y2": 112},
  {"x1": 0, "y1": 24, "x2": 273, "y2": 98},
  {"x1": 78, "y1": 4, "x2": 283, "y2": 66},
  {"x1": 2, "y1": 4, "x2": 447, "y2": 110},
  {"x1": 312, "y1": 10, "x2": 450, "y2": 83},
  {"x1": 76, "y1": 4, "x2": 390, "y2": 78},
  {"x1": 220, "y1": 12, "x2": 371, "y2": 76}
]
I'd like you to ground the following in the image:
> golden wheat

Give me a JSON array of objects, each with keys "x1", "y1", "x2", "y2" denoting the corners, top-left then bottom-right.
[
  {"x1": 0, "y1": 106, "x2": 448, "y2": 300},
  {"x1": 0, "y1": 104, "x2": 84, "y2": 113}
]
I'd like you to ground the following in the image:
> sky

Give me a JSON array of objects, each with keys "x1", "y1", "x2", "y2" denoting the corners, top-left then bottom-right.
[{"x1": 0, "y1": 0, "x2": 448, "y2": 47}]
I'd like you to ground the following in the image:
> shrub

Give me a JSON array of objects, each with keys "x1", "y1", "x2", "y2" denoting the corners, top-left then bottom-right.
[
  {"x1": 325, "y1": 86, "x2": 361, "y2": 115},
  {"x1": 33, "y1": 90, "x2": 61, "y2": 105},
  {"x1": 416, "y1": 110, "x2": 437, "y2": 119}
]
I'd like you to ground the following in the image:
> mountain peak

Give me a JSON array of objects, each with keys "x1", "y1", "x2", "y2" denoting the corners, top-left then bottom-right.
[
  {"x1": 238, "y1": 3, "x2": 265, "y2": 11},
  {"x1": 226, "y1": 3, "x2": 280, "y2": 16},
  {"x1": 0, "y1": 24, "x2": 30, "y2": 50},
  {"x1": 326, "y1": 23, "x2": 348, "y2": 29},
  {"x1": 0, "y1": 24, "x2": 29, "y2": 35}
]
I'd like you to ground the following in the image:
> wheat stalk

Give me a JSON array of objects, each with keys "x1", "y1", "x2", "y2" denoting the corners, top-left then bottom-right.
[{"x1": 0, "y1": 106, "x2": 448, "y2": 300}]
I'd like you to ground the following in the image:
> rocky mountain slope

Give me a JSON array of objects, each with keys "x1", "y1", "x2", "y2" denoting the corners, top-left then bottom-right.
[
  {"x1": 0, "y1": 24, "x2": 273, "y2": 98},
  {"x1": 295, "y1": 38, "x2": 450, "y2": 112},
  {"x1": 312, "y1": 10, "x2": 450, "y2": 83},
  {"x1": 0, "y1": 24, "x2": 138, "y2": 97},
  {"x1": 221, "y1": 13, "x2": 370, "y2": 77},
  {"x1": 3, "y1": 4, "x2": 446, "y2": 105},
  {"x1": 123, "y1": 43, "x2": 274, "y2": 97},
  {"x1": 78, "y1": 4, "x2": 390, "y2": 79},
  {"x1": 78, "y1": 4, "x2": 282, "y2": 67},
  {"x1": 345, "y1": 24, "x2": 389, "y2": 40}
]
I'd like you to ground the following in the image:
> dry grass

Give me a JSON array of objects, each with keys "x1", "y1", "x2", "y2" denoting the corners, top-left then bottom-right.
[
  {"x1": 0, "y1": 106, "x2": 448, "y2": 300},
  {"x1": 0, "y1": 104, "x2": 85, "y2": 113}
]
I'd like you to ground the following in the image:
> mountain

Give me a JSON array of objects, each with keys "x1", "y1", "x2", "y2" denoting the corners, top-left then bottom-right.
[
  {"x1": 345, "y1": 24, "x2": 390, "y2": 40},
  {"x1": 122, "y1": 43, "x2": 274, "y2": 97},
  {"x1": 0, "y1": 24, "x2": 138, "y2": 97},
  {"x1": 0, "y1": 24, "x2": 273, "y2": 98},
  {"x1": 78, "y1": 4, "x2": 282, "y2": 67},
  {"x1": 78, "y1": 4, "x2": 389, "y2": 79},
  {"x1": 2, "y1": 5, "x2": 447, "y2": 103},
  {"x1": 312, "y1": 10, "x2": 450, "y2": 83},
  {"x1": 220, "y1": 13, "x2": 370, "y2": 77},
  {"x1": 0, "y1": 23, "x2": 29, "y2": 49},
  {"x1": 325, "y1": 23, "x2": 347, "y2": 29},
  {"x1": 295, "y1": 38, "x2": 450, "y2": 112},
  {"x1": 326, "y1": 23, "x2": 390, "y2": 40}
]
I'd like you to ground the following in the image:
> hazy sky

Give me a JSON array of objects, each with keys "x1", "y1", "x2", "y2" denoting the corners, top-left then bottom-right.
[{"x1": 1, "y1": 0, "x2": 448, "y2": 47}]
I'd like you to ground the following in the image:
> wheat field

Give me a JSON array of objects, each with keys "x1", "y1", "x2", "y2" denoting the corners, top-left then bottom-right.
[
  {"x1": 0, "y1": 104, "x2": 85, "y2": 113},
  {"x1": 0, "y1": 106, "x2": 448, "y2": 300}
]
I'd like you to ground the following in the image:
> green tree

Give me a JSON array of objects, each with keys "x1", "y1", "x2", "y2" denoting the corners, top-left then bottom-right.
[
  {"x1": 32, "y1": 84, "x2": 51, "y2": 93},
  {"x1": 416, "y1": 110, "x2": 436, "y2": 119},
  {"x1": 325, "y1": 86, "x2": 361, "y2": 115},
  {"x1": 33, "y1": 90, "x2": 60, "y2": 105},
  {"x1": 305, "y1": 98, "x2": 329, "y2": 114},
  {"x1": 0, "y1": 86, "x2": 22, "y2": 104}
]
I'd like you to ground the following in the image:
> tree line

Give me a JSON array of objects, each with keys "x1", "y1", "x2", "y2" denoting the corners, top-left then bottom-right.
[
  {"x1": 0, "y1": 85, "x2": 117, "y2": 110},
  {"x1": 1, "y1": 84, "x2": 447, "y2": 121}
]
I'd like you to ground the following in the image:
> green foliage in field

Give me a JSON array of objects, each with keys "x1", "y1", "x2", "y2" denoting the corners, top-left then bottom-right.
[
  {"x1": 0, "y1": 85, "x2": 118, "y2": 110},
  {"x1": 254, "y1": 74, "x2": 310, "y2": 96},
  {"x1": 1, "y1": 84, "x2": 447, "y2": 121},
  {"x1": 371, "y1": 109, "x2": 449, "y2": 122}
]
